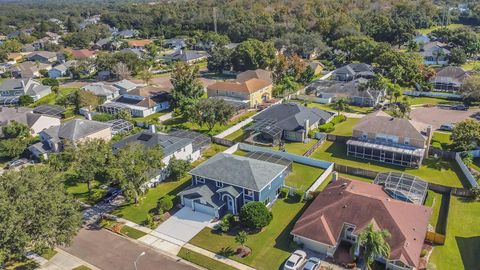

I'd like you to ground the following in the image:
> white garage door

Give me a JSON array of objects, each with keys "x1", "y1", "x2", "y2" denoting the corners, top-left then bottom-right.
[
  {"x1": 194, "y1": 201, "x2": 216, "y2": 217},
  {"x1": 184, "y1": 198, "x2": 194, "y2": 209}
]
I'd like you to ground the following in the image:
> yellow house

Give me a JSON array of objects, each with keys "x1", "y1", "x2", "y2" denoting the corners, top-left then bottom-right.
[
  {"x1": 307, "y1": 61, "x2": 324, "y2": 75},
  {"x1": 7, "y1": 53, "x2": 23, "y2": 63},
  {"x1": 207, "y1": 69, "x2": 273, "y2": 108}
]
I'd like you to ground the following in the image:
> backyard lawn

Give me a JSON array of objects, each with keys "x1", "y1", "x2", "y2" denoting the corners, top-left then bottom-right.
[
  {"x1": 294, "y1": 100, "x2": 373, "y2": 114},
  {"x1": 112, "y1": 144, "x2": 227, "y2": 224},
  {"x1": 133, "y1": 111, "x2": 170, "y2": 123},
  {"x1": 430, "y1": 196, "x2": 480, "y2": 270},
  {"x1": 189, "y1": 198, "x2": 307, "y2": 270},
  {"x1": 416, "y1": 23, "x2": 465, "y2": 35},
  {"x1": 224, "y1": 128, "x2": 248, "y2": 142},
  {"x1": 31, "y1": 87, "x2": 78, "y2": 107},
  {"x1": 311, "y1": 141, "x2": 467, "y2": 188},
  {"x1": 424, "y1": 190, "x2": 448, "y2": 234},
  {"x1": 285, "y1": 163, "x2": 325, "y2": 191},
  {"x1": 406, "y1": 96, "x2": 460, "y2": 106},
  {"x1": 462, "y1": 60, "x2": 480, "y2": 71}
]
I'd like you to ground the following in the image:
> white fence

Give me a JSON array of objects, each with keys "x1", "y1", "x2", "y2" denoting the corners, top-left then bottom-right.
[
  {"x1": 305, "y1": 163, "x2": 334, "y2": 193},
  {"x1": 293, "y1": 94, "x2": 332, "y2": 104},
  {"x1": 403, "y1": 91, "x2": 462, "y2": 99},
  {"x1": 455, "y1": 151, "x2": 480, "y2": 188},
  {"x1": 215, "y1": 116, "x2": 254, "y2": 139}
]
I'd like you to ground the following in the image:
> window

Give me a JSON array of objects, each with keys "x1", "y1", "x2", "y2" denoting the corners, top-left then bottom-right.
[
  {"x1": 245, "y1": 189, "x2": 254, "y2": 197},
  {"x1": 196, "y1": 176, "x2": 205, "y2": 184},
  {"x1": 216, "y1": 181, "x2": 224, "y2": 188}
]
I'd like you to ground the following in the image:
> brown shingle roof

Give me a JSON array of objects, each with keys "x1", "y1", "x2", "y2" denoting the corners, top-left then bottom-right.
[
  {"x1": 354, "y1": 111, "x2": 428, "y2": 142},
  {"x1": 236, "y1": 69, "x2": 272, "y2": 83},
  {"x1": 291, "y1": 179, "x2": 432, "y2": 268},
  {"x1": 71, "y1": 49, "x2": 96, "y2": 59}
]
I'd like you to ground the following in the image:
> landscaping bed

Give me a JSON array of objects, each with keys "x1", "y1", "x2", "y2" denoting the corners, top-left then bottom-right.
[
  {"x1": 99, "y1": 218, "x2": 147, "y2": 240},
  {"x1": 311, "y1": 141, "x2": 467, "y2": 188},
  {"x1": 188, "y1": 198, "x2": 308, "y2": 270}
]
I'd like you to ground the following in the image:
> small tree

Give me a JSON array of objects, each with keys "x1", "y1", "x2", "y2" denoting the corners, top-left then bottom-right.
[
  {"x1": 451, "y1": 119, "x2": 480, "y2": 151},
  {"x1": 331, "y1": 98, "x2": 349, "y2": 115},
  {"x1": 239, "y1": 201, "x2": 272, "y2": 230},
  {"x1": 235, "y1": 231, "x2": 248, "y2": 248},
  {"x1": 157, "y1": 195, "x2": 174, "y2": 213},
  {"x1": 18, "y1": 95, "x2": 34, "y2": 106},
  {"x1": 166, "y1": 156, "x2": 192, "y2": 181},
  {"x1": 192, "y1": 98, "x2": 235, "y2": 131},
  {"x1": 2, "y1": 121, "x2": 31, "y2": 139},
  {"x1": 470, "y1": 186, "x2": 480, "y2": 200},
  {"x1": 356, "y1": 223, "x2": 391, "y2": 270}
]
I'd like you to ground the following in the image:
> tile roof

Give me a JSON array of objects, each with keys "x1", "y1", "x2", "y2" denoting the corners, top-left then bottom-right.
[
  {"x1": 70, "y1": 49, "x2": 96, "y2": 59},
  {"x1": 127, "y1": 39, "x2": 153, "y2": 47},
  {"x1": 189, "y1": 153, "x2": 287, "y2": 191},
  {"x1": 291, "y1": 179, "x2": 432, "y2": 268}
]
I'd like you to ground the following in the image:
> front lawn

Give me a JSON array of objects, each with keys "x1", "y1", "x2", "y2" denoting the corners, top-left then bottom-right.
[
  {"x1": 189, "y1": 198, "x2": 307, "y2": 270},
  {"x1": 285, "y1": 163, "x2": 325, "y2": 191},
  {"x1": 120, "y1": 225, "x2": 147, "y2": 239},
  {"x1": 178, "y1": 248, "x2": 238, "y2": 270},
  {"x1": 311, "y1": 141, "x2": 467, "y2": 188},
  {"x1": 65, "y1": 179, "x2": 107, "y2": 205},
  {"x1": 431, "y1": 132, "x2": 452, "y2": 150},
  {"x1": 430, "y1": 196, "x2": 480, "y2": 270},
  {"x1": 328, "y1": 117, "x2": 361, "y2": 136}
]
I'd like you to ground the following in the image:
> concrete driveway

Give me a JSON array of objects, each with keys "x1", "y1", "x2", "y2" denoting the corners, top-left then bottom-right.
[
  {"x1": 410, "y1": 107, "x2": 480, "y2": 130},
  {"x1": 155, "y1": 207, "x2": 214, "y2": 243}
]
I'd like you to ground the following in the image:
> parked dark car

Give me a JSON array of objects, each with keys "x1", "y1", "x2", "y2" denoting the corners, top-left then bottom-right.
[
  {"x1": 6, "y1": 158, "x2": 34, "y2": 169},
  {"x1": 451, "y1": 104, "x2": 469, "y2": 111}
]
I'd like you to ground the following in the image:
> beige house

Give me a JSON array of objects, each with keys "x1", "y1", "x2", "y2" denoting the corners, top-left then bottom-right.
[
  {"x1": 347, "y1": 111, "x2": 432, "y2": 167},
  {"x1": 28, "y1": 119, "x2": 112, "y2": 159},
  {"x1": 0, "y1": 107, "x2": 60, "y2": 136},
  {"x1": 207, "y1": 69, "x2": 273, "y2": 108}
]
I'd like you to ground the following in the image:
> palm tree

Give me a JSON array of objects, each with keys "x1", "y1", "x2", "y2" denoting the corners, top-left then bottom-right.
[
  {"x1": 331, "y1": 98, "x2": 349, "y2": 115},
  {"x1": 356, "y1": 223, "x2": 391, "y2": 270},
  {"x1": 235, "y1": 231, "x2": 248, "y2": 249}
]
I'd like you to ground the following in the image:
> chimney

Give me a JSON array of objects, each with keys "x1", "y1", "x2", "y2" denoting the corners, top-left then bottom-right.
[
  {"x1": 303, "y1": 118, "x2": 310, "y2": 141},
  {"x1": 332, "y1": 171, "x2": 338, "y2": 182},
  {"x1": 86, "y1": 112, "x2": 92, "y2": 121},
  {"x1": 149, "y1": 124, "x2": 156, "y2": 133}
]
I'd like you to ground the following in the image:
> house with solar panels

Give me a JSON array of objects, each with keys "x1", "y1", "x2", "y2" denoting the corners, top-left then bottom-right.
[{"x1": 112, "y1": 130, "x2": 201, "y2": 187}]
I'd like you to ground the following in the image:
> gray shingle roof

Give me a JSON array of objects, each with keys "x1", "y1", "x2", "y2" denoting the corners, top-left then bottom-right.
[
  {"x1": 189, "y1": 153, "x2": 287, "y2": 191},
  {"x1": 178, "y1": 183, "x2": 225, "y2": 208},
  {"x1": 112, "y1": 131, "x2": 193, "y2": 156},
  {"x1": 44, "y1": 119, "x2": 111, "y2": 141},
  {"x1": 253, "y1": 103, "x2": 334, "y2": 131}
]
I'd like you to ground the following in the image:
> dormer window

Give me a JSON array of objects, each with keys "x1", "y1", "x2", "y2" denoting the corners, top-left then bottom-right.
[
  {"x1": 216, "y1": 181, "x2": 224, "y2": 188},
  {"x1": 245, "y1": 189, "x2": 254, "y2": 197},
  {"x1": 196, "y1": 176, "x2": 205, "y2": 184}
]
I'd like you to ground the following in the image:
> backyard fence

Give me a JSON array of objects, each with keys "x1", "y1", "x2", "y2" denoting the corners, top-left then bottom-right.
[
  {"x1": 334, "y1": 164, "x2": 379, "y2": 179},
  {"x1": 303, "y1": 138, "x2": 326, "y2": 157},
  {"x1": 429, "y1": 148, "x2": 456, "y2": 160},
  {"x1": 455, "y1": 152, "x2": 480, "y2": 188},
  {"x1": 326, "y1": 134, "x2": 352, "y2": 143},
  {"x1": 305, "y1": 163, "x2": 334, "y2": 194},
  {"x1": 293, "y1": 94, "x2": 332, "y2": 104},
  {"x1": 403, "y1": 91, "x2": 462, "y2": 100},
  {"x1": 212, "y1": 137, "x2": 237, "y2": 147},
  {"x1": 426, "y1": 231, "x2": 446, "y2": 245}
]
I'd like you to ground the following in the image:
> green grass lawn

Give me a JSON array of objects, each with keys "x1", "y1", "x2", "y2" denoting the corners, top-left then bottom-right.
[
  {"x1": 462, "y1": 60, "x2": 480, "y2": 71},
  {"x1": 133, "y1": 111, "x2": 170, "y2": 123},
  {"x1": 112, "y1": 144, "x2": 227, "y2": 224},
  {"x1": 431, "y1": 132, "x2": 452, "y2": 150},
  {"x1": 178, "y1": 248, "x2": 238, "y2": 270},
  {"x1": 162, "y1": 111, "x2": 256, "y2": 137},
  {"x1": 189, "y1": 198, "x2": 307, "y2": 270},
  {"x1": 39, "y1": 249, "x2": 57, "y2": 260},
  {"x1": 329, "y1": 117, "x2": 361, "y2": 136},
  {"x1": 285, "y1": 163, "x2": 325, "y2": 191},
  {"x1": 224, "y1": 128, "x2": 249, "y2": 142},
  {"x1": 470, "y1": 158, "x2": 480, "y2": 172},
  {"x1": 120, "y1": 225, "x2": 147, "y2": 239},
  {"x1": 416, "y1": 23, "x2": 465, "y2": 35},
  {"x1": 425, "y1": 190, "x2": 448, "y2": 233},
  {"x1": 65, "y1": 179, "x2": 107, "y2": 205},
  {"x1": 311, "y1": 141, "x2": 467, "y2": 188},
  {"x1": 430, "y1": 196, "x2": 480, "y2": 270},
  {"x1": 31, "y1": 87, "x2": 78, "y2": 107},
  {"x1": 406, "y1": 96, "x2": 460, "y2": 106},
  {"x1": 72, "y1": 266, "x2": 92, "y2": 270}
]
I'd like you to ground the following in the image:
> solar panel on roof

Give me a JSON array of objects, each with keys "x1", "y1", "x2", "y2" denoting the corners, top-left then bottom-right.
[{"x1": 138, "y1": 133, "x2": 153, "y2": 141}]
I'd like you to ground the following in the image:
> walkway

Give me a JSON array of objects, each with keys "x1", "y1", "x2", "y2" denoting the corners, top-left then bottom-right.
[{"x1": 39, "y1": 249, "x2": 100, "y2": 270}]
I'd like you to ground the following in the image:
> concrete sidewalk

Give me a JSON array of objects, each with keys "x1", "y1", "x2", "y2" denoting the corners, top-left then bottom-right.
[{"x1": 39, "y1": 248, "x2": 100, "y2": 270}]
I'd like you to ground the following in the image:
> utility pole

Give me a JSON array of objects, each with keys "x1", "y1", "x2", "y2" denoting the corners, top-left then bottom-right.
[{"x1": 213, "y1": 7, "x2": 218, "y2": 33}]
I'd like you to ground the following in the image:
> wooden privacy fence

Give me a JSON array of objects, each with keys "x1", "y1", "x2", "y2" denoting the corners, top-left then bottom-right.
[{"x1": 425, "y1": 231, "x2": 446, "y2": 245}]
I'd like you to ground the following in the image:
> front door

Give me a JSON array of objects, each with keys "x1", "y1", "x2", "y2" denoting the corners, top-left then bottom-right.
[{"x1": 227, "y1": 196, "x2": 234, "y2": 211}]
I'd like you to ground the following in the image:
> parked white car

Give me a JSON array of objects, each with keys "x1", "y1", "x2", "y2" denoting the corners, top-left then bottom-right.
[
  {"x1": 284, "y1": 250, "x2": 307, "y2": 270},
  {"x1": 302, "y1": 257, "x2": 321, "y2": 270}
]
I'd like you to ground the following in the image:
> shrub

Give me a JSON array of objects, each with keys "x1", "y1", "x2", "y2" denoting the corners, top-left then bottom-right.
[
  {"x1": 470, "y1": 186, "x2": 480, "y2": 200},
  {"x1": 42, "y1": 78, "x2": 59, "y2": 87},
  {"x1": 219, "y1": 214, "x2": 234, "y2": 233},
  {"x1": 420, "y1": 249, "x2": 428, "y2": 257},
  {"x1": 111, "y1": 223, "x2": 123, "y2": 234},
  {"x1": 331, "y1": 114, "x2": 347, "y2": 125},
  {"x1": 90, "y1": 189, "x2": 106, "y2": 203},
  {"x1": 157, "y1": 195, "x2": 175, "y2": 212},
  {"x1": 92, "y1": 113, "x2": 115, "y2": 122},
  {"x1": 144, "y1": 214, "x2": 156, "y2": 228},
  {"x1": 279, "y1": 187, "x2": 289, "y2": 198},
  {"x1": 18, "y1": 95, "x2": 34, "y2": 106},
  {"x1": 318, "y1": 122, "x2": 335, "y2": 133},
  {"x1": 293, "y1": 190, "x2": 304, "y2": 202},
  {"x1": 239, "y1": 202, "x2": 272, "y2": 230}
]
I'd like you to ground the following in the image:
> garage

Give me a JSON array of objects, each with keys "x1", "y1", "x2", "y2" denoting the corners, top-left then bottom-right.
[{"x1": 193, "y1": 201, "x2": 216, "y2": 217}]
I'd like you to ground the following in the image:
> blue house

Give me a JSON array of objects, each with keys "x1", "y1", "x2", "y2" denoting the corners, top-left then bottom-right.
[{"x1": 179, "y1": 153, "x2": 289, "y2": 218}]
